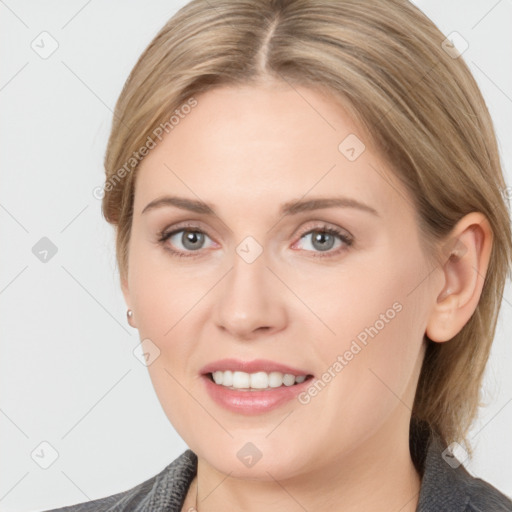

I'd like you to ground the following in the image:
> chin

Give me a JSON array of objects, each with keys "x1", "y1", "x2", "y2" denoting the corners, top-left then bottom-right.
[{"x1": 191, "y1": 436, "x2": 313, "y2": 481}]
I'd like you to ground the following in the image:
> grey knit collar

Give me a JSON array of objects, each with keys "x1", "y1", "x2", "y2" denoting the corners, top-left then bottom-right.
[{"x1": 149, "y1": 432, "x2": 511, "y2": 512}]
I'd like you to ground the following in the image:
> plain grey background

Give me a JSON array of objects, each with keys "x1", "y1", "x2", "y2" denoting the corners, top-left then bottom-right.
[{"x1": 1, "y1": 1, "x2": 511, "y2": 511}]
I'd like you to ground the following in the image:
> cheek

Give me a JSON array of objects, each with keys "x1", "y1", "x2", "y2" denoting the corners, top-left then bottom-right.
[
  {"x1": 306, "y1": 256, "x2": 426, "y2": 429},
  {"x1": 129, "y1": 243, "x2": 207, "y2": 336},
  {"x1": 128, "y1": 252, "x2": 210, "y2": 403}
]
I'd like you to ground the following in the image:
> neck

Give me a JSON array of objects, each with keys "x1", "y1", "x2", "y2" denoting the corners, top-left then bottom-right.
[{"x1": 186, "y1": 422, "x2": 422, "y2": 512}]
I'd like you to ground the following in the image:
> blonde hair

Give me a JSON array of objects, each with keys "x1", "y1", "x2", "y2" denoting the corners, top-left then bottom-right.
[{"x1": 102, "y1": 0, "x2": 512, "y2": 455}]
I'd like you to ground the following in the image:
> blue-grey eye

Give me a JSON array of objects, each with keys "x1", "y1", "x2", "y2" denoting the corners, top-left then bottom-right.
[
  {"x1": 166, "y1": 229, "x2": 213, "y2": 251},
  {"x1": 298, "y1": 229, "x2": 346, "y2": 252}
]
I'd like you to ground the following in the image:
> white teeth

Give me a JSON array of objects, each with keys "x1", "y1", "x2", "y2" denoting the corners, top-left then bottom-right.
[
  {"x1": 233, "y1": 371, "x2": 250, "y2": 388},
  {"x1": 283, "y1": 373, "x2": 295, "y2": 386},
  {"x1": 268, "y1": 371, "x2": 284, "y2": 388},
  {"x1": 212, "y1": 370, "x2": 224, "y2": 385},
  {"x1": 211, "y1": 370, "x2": 308, "y2": 390},
  {"x1": 223, "y1": 371, "x2": 233, "y2": 386},
  {"x1": 250, "y1": 371, "x2": 269, "y2": 389}
]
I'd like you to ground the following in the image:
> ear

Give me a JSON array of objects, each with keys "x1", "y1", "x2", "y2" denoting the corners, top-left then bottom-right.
[{"x1": 426, "y1": 212, "x2": 493, "y2": 343}]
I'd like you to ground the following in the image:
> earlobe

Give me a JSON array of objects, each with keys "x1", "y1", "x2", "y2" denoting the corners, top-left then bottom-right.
[
  {"x1": 121, "y1": 276, "x2": 136, "y2": 328},
  {"x1": 127, "y1": 308, "x2": 136, "y2": 328},
  {"x1": 425, "y1": 212, "x2": 493, "y2": 343}
]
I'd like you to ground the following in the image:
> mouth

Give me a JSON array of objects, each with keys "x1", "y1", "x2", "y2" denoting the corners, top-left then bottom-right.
[{"x1": 198, "y1": 358, "x2": 316, "y2": 413}]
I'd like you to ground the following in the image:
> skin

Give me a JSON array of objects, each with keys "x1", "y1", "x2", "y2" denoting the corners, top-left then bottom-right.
[{"x1": 121, "y1": 80, "x2": 493, "y2": 512}]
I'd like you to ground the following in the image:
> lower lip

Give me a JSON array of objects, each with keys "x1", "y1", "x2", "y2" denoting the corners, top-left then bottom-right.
[{"x1": 201, "y1": 374, "x2": 314, "y2": 415}]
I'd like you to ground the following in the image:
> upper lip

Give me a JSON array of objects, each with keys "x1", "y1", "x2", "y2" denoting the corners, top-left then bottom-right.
[{"x1": 200, "y1": 358, "x2": 313, "y2": 377}]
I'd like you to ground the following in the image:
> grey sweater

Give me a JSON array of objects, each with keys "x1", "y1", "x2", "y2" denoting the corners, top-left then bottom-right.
[{"x1": 43, "y1": 431, "x2": 512, "y2": 512}]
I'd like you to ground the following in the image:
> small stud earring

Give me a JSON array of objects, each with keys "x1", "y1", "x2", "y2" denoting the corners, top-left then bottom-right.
[{"x1": 127, "y1": 309, "x2": 134, "y2": 327}]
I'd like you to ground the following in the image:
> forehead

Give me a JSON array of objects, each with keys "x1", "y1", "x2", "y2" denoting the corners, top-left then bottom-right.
[{"x1": 134, "y1": 84, "x2": 411, "y2": 221}]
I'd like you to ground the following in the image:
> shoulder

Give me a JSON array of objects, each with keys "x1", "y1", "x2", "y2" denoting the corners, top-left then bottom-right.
[
  {"x1": 461, "y1": 473, "x2": 512, "y2": 512},
  {"x1": 417, "y1": 432, "x2": 512, "y2": 512},
  {"x1": 41, "y1": 449, "x2": 197, "y2": 512}
]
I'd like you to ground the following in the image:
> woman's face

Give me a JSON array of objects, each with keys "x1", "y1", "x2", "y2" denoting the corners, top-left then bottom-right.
[{"x1": 122, "y1": 83, "x2": 439, "y2": 480}]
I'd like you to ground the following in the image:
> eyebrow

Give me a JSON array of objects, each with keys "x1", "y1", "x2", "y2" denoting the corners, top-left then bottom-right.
[{"x1": 141, "y1": 195, "x2": 380, "y2": 217}]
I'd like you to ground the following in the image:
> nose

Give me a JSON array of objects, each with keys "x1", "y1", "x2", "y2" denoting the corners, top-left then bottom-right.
[{"x1": 212, "y1": 246, "x2": 288, "y2": 340}]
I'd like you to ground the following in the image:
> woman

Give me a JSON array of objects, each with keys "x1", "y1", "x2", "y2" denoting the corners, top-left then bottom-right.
[{"x1": 46, "y1": 0, "x2": 512, "y2": 510}]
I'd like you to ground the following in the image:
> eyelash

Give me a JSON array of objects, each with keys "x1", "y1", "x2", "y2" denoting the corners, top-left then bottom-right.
[{"x1": 156, "y1": 222, "x2": 354, "y2": 259}]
